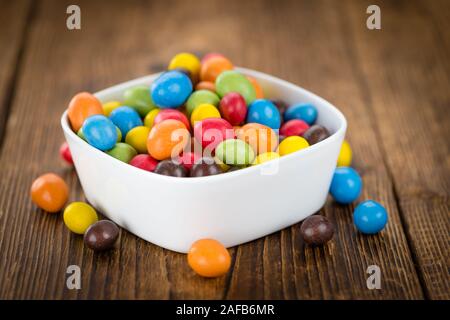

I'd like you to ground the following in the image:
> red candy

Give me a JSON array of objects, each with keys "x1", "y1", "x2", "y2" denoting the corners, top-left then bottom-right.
[
  {"x1": 59, "y1": 142, "x2": 73, "y2": 165},
  {"x1": 219, "y1": 92, "x2": 247, "y2": 126},
  {"x1": 153, "y1": 109, "x2": 191, "y2": 130},
  {"x1": 194, "y1": 118, "x2": 234, "y2": 151},
  {"x1": 176, "y1": 151, "x2": 202, "y2": 170},
  {"x1": 279, "y1": 119, "x2": 310, "y2": 137},
  {"x1": 129, "y1": 154, "x2": 158, "y2": 172}
]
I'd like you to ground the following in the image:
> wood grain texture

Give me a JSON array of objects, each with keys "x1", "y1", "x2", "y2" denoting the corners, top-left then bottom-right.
[
  {"x1": 344, "y1": 0, "x2": 450, "y2": 299},
  {"x1": 0, "y1": 0, "x2": 447, "y2": 300},
  {"x1": 0, "y1": 0, "x2": 31, "y2": 147}
]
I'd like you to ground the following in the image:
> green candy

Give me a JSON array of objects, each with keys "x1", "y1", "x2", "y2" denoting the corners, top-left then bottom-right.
[
  {"x1": 215, "y1": 71, "x2": 256, "y2": 105},
  {"x1": 106, "y1": 143, "x2": 137, "y2": 163},
  {"x1": 123, "y1": 85, "x2": 156, "y2": 117},
  {"x1": 78, "y1": 127, "x2": 122, "y2": 142},
  {"x1": 215, "y1": 139, "x2": 255, "y2": 166},
  {"x1": 186, "y1": 90, "x2": 220, "y2": 115},
  {"x1": 77, "y1": 128, "x2": 86, "y2": 140}
]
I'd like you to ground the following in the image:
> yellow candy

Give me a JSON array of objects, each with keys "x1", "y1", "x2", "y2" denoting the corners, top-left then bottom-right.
[
  {"x1": 337, "y1": 140, "x2": 352, "y2": 167},
  {"x1": 168, "y1": 53, "x2": 201, "y2": 81},
  {"x1": 125, "y1": 126, "x2": 150, "y2": 153},
  {"x1": 63, "y1": 202, "x2": 98, "y2": 234},
  {"x1": 278, "y1": 136, "x2": 309, "y2": 156},
  {"x1": 252, "y1": 152, "x2": 280, "y2": 165},
  {"x1": 102, "y1": 101, "x2": 122, "y2": 116},
  {"x1": 190, "y1": 103, "x2": 221, "y2": 126},
  {"x1": 144, "y1": 108, "x2": 160, "y2": 128}
]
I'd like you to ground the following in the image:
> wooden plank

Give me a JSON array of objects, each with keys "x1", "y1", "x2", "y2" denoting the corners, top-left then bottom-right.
[
  {"x1": 0, "y1": 0, "x2": 426, "y2": 299},
  {"x1": 0, "y1": 0, "x2": 32, "y2": 146},
  {"x1": 344, "y1": 0, "x2": 450, "y2": 299},
  {"x1": 225, "y1": 0, "x2": 423, "y2": 300}
]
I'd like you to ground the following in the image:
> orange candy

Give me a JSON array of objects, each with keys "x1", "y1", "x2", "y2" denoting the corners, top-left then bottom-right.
[
  {"x1": 187, "y1": 239, "x2": 231, "y2": 278},
  {"x1": 147, "y1": 119, "x2": 190, "y2": 160},
  {"x1": 237, "y1": 123, "x2": 278, "y2": 155},
  {"x1": 30, "y1": 173, "x2": 69, "y2": 213},
  {"x1": 247, "y1": 76, "x2": 264, "y2": 99},
  {"x1": 200, "y1": 56, "x2": 234, "y2": 82},
  {"x1": 68, "y1": 92, "x2": 104, "y2": 132},
  {"x1": 195, "y1": 81, "x2": 216, "y2": 92}
]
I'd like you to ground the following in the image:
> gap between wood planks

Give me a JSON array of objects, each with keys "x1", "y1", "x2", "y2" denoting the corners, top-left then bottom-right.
[{"x1": 0, "y1": 0, "x2": 37, "y2": 152}]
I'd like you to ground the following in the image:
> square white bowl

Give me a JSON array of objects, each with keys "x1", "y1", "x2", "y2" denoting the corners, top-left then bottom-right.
[{"x1": 61, "y1": 67, "x2": 346, "y2": 253}]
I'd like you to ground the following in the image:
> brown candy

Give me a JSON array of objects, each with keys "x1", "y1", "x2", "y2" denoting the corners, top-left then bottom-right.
[
  {"x1": 300, "y1": 215, "x2": 335, "y2": 245},
  {"x1": 154, "y1": 160, "x2": 188, "y2": 177},
  {"x1": 190, "y1": 157, "x2": 222, "y2": 177},
  {"x1": 303, "y1": 125, "x2": 330, "y2": 145},
  {"x1": 271, "y1": 99, "x2": 288, "y2": 124},
  {"x1": 84, "y1": 220, "x2": 120, "y2": 251}
]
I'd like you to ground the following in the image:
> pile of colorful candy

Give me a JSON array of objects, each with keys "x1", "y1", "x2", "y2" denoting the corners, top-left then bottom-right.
[
  {"x1": 67, "y1": 53, "x2": 333, "y2": 177},
  {"x1": 29, "y1": 52, "x2": 388, "y2": 278}
]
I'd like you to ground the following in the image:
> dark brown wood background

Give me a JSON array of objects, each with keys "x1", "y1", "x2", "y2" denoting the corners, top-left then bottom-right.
[{"x1": 0, "y1": 0, "x2": 448, "y2": 300}]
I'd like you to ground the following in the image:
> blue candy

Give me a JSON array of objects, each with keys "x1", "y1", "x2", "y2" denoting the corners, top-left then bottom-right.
[
  {"x1": 109, "y1": 106, "x2": 143, "y2": 137},
  {"x1": 82, "y1": 115, "x2": 118, "y2": 151},
  {"x1": 329, "y1": 167, "x2": 362, "y2": 204},
  {"x1": 151, "y1": 71, "x2": 193, "y2": 108},
  {"x1": 284, "y1": 103, "x2": 317, "y2": 125},
  {"x1": 246, "y1": 99, "x2": 281, "y2": 129},
  {"x1": 353, "y1": 200, "x2": 388, "y2": 234}
]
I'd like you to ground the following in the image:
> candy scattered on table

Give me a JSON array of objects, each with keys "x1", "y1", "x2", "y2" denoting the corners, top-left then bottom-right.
[
  {"x1": 63, "y1": 202, "x2": 98, "y2": 234},
  {"x1": 337, "y1": 140, "x2": 352, "y2": 167},
  {"x1": 59, "y1": 142, "x2": 73, "y2": 165},
  {"x1": 84, "y1": 220, "x2": 120, "y2": 251},
  {"x1": 300, "y1": 215, "x2": 335, "y2": 245},
  {"x1": 187, "y1": 239, "x2": 231, "y2": 277},
  {"x1": 330, "y1": 166, "x2": 362, "y2": 204},
  {"x1": 353, "y1": 200, "x2": 388, "y2": 234},
  {"x1": 31, "y1": 173, "x2": 69, "y2": 213}
]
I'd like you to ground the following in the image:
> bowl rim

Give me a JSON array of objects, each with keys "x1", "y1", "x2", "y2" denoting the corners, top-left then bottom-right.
[{"x1": 61, "y1": 67, "x2": 347, "y2": 183}]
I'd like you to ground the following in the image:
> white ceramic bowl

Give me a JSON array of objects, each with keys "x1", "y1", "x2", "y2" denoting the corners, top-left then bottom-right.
[{"x1": 61, "y1": 67, "x2": 346, "y2": 253}]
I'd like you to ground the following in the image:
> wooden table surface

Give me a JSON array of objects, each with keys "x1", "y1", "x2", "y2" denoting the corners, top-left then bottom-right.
[{"x1": 0, "y1": 0, "x2": 448, "y2": 300}]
